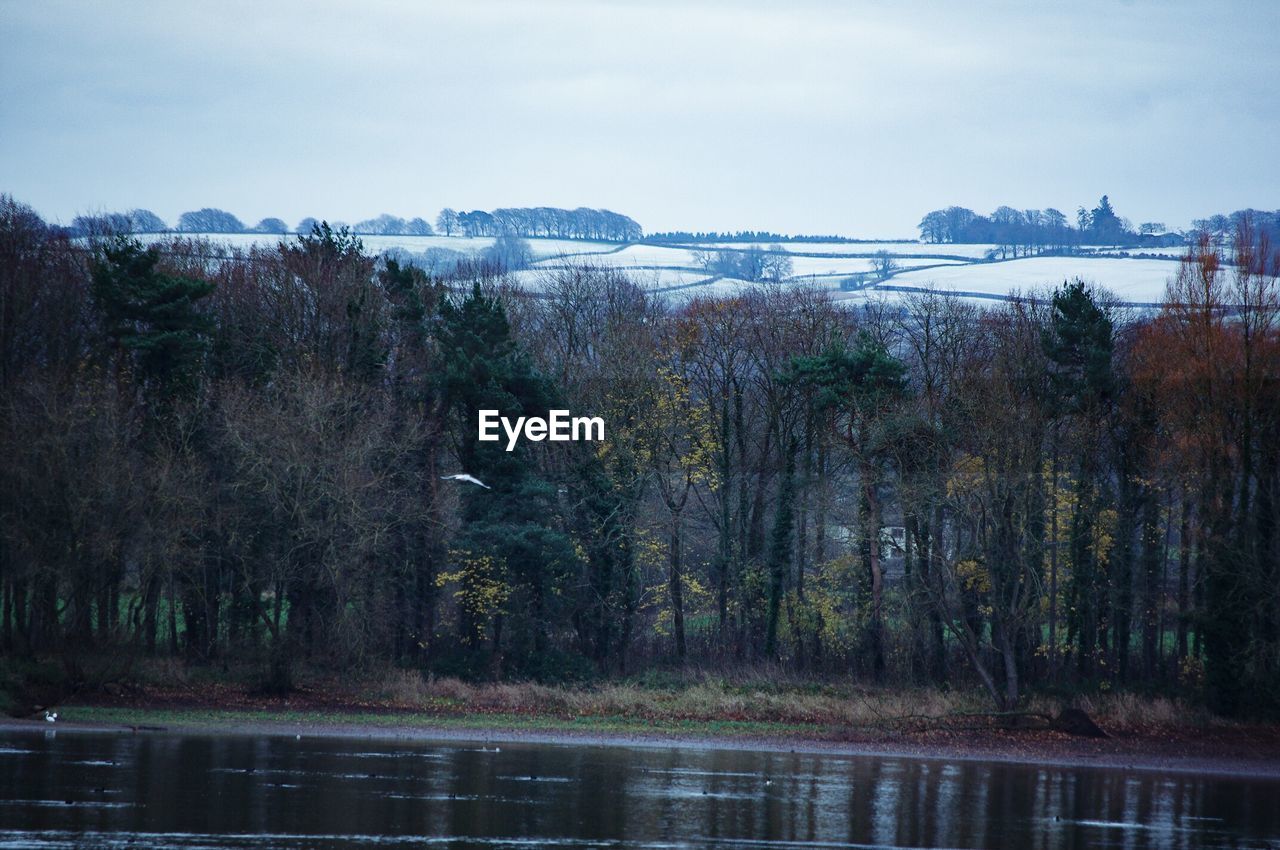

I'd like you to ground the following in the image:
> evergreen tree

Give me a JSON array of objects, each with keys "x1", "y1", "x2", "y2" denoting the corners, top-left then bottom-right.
[
  {"x1": 1087, "y1": 195, "x2": 1126, "y2": 243},
  {"x1": 1044, "y1": 279, "x2": 1114, "y2": 413},
  {"x1": 295, "y1": 223, "x2": 385, "y2": 381},
  {"x1": 380, "y1": 258, "x2": 447, "y2": 664},
  {"x1": 434, "y1": 284, "x2": 582, "y2": 678},
  {"x1": 1043, "y1": 279, "x2": 1115, "y2": 680},
  {"x1": 91, "y1": 236, "x2": 214, "y2": 409},
  {"x1": 790, "y1": 333, "x2": 908, "y2": 678}
]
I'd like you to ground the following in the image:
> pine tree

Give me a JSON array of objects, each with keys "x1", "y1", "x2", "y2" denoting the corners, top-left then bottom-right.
[
  {"x1": 434, "y1": 283, "x2": 581, "y2": 678},
  {"x1": 91, "y1": 236, "x2": 214, "y2": 409},
  {"x1": 790, "y1": 332, "x2": 908, "y2": 678},
  {"x1": 1043, "y1": 279, "x2": 1115, "y2": 681}
]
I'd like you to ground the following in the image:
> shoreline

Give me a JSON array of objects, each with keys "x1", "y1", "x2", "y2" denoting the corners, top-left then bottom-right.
[{"x1": 5, "y1": 709, "x2": 1280, "y2": 780}]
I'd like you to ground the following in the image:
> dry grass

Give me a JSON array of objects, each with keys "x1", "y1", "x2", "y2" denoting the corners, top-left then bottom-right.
[
  {"x1": 1049, "y1": 692, "x2": 1214, "y2": 730},
  {"x1": 377, "y1": 670, "x2": 988, "y2": 728},
  {"x1": 374, "y1": 667, "x2": 1221, "y2": 733},
  {"x1": 67, "y1": 659, "x2": 1236, "y2": 738}
]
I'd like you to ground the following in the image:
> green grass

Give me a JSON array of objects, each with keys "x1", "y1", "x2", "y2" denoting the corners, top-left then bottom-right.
[{"x1": 57, "y1": 704, "x2": 820, "y2": 740}]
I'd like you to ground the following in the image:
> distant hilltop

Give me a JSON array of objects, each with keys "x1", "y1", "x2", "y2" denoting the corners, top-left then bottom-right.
[
  {"x1": 62, "y1": 205, "x2": 643, "y2": 243},
  {"x1": 49, "y1": 197, "x2": 1279, "y2": 254}
]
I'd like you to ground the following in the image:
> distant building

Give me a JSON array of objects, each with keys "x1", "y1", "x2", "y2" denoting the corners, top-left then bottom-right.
[{"x1": 1137, "y1": 232, "x2": 1186, "y2": 248}]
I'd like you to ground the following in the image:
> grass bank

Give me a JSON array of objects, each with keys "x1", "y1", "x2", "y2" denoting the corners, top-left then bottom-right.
[
  {"x1": 24, "y1": 660, "x2": 1236, "y2": 738},
  {"x1": 366, "y1": 670, "x2": 1209, "y2": 735},
  {"x1": 7, "y1": 665, "x2": 1280, "y2": 775},
  {"x1": 57, "y1": 703, "x2": 815, "y2": 740}
]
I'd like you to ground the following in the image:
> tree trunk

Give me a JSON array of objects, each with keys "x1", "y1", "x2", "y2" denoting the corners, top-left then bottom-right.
[
  {"x1": 1177, "y1": 492, "x2": 1192, "y2": 667},
  {"x1": 669, "y1": 512, "x2": 686, "y2": 662},
  {"x1": 862, "y1": 455, "x2": 885, "y2": 680},
  {"x1": 927, "y1": 505, "x2": 947, "y2": 683},
  {"x1": 717, "y1": 399, "x2": 733, "y2": 637},
  {"x1": 143, "y1": 572, "x2": 160, "y2": 654},
  {"x1": 764, "y1": 443, "x2": 796, "y2": 659},
  {"x1": 995, "y1": 620, "x2": 1020, "y2": 711},
  {"x1": 1115, "y1": 475, "x2": 1137, "y2": 683},
  {"x1": 1140, "y1": 482, "x2": 1162, "y2": 679}
]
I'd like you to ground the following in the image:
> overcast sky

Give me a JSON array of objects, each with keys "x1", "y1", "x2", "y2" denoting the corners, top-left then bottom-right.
[{"x1": 2, "y1": 0, "x2": 1277, "y2": 237}]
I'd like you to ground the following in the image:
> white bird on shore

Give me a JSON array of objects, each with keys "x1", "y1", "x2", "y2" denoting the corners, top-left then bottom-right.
[
  {"x1": 441, "y1": 473, "x2": 490, "y2": 489},
  {"x1": 44, "y1": 710, "x2": 57, "y2": 723}
]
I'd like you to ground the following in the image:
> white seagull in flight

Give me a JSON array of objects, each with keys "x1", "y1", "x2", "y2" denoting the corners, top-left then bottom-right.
[{"x1": 441, "y1": 473, "x2": 490, "y2": 489}]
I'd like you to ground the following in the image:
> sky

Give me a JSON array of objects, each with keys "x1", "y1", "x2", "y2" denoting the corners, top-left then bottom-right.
[{"x1": 2, "y1": 0, "x2": 1277, "y2": 237}]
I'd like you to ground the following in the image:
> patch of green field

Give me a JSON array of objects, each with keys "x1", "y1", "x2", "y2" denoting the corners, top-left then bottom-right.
[{"x1": 57, "y1": 704, "x2": 822, "y2": 740}]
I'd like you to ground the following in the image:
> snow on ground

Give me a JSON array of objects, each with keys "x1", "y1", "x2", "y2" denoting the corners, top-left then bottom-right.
[
  {"x1": 631, "y1": 268, "x2": 716, "y2": 289},
  {"x1": 659, "y1": 277, "x2": 856, "y2": 305},
  {"x1": 878, "y1": 257, "x2": 1178, "y2": 304},
  {"x1": 1076, "y1": 245, "x2": 1190, "y2": 257},
  {"x1": 831, "y1": 288, "x2": 1009, "y2": 310},
  {"x1": 784, "y1": 256, "x2": 877, "y2": 277},
  {"x1": 133, "y1": 232, "x2": 629, "y2": 258},
  {"x1": 526, "y1": 238, "x2": 620, "y2": 257},
  {"x1": 528, "y1": 243, "x2": 701, "y2": 269},
  {"x1": 785, "y1": 256, "x2": 967, "y2": 278},
  {"x1": 660, "y1": 278, "x2": 759, "y2": 304},
  {"x1": 607, "y1": 244, "x2": 704, "y2": 267},
  {"x1": 357, "y1": 234, "x2": 490, "y2": 254},
  {"x1": 528, "y1": 246, "x2": 968, "y2": 280},
  {"x1": 694, "y1": 241, "x2": 1000, "y2": 259},
  {"x1": 129, "y1": 232, "x2": 291, "y2": 252},
  {"x1": 518, "y1": 253, "x2": 1178, "y2": 308},
  {"x1": 127, "y1": 234, "x2": 1180, "y2": 308},
  {"x1": 132, "y1": 232, "x2": 500, "y2": 255}
]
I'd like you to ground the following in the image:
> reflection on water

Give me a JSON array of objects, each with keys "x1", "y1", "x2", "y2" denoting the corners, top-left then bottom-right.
[{"x1": 0, "y1": 728, "x2": 1277, "y2": 849}]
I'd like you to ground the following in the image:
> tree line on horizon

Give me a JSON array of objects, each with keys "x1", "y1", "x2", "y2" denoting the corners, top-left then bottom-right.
[
  {"x1": 65, "y1": 205, "x2": 644, "y2": 244},
  {"x1": 918, "y1": 196, "x2": 1280, "y2": 260},
  {"x1": 434, "y1": 207, "x2": 642, "y2": 242},
  {"x1": 1, "y1": 192, "x2": 1278, "y2": 719},
  {"x1": 58, "y1": 199, "x2": 1278, "y2": 259},
  {"x1": 648, "y1": 230, "x2": 856, "y2": 244}
]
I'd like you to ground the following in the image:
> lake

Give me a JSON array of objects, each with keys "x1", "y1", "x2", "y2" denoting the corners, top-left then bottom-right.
[{"x1": 0, "y1": 729, "x2": 1276, "y2": 848}]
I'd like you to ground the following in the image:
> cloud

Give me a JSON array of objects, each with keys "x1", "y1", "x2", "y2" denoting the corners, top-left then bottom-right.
[{"x1": 2, "y1": 0, "x2": 1277, "y2": 235}]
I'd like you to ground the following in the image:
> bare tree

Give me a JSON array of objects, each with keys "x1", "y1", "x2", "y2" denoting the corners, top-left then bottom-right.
[
  {"x1": 871, "y1": 250, "x2": 900, "y2": 281},
  {"x1": 436, "y1": 208, "x2": 460, "y2": 236},
  {"x1": 762, "y1": 245, "x2": 794, "y2": 282}
]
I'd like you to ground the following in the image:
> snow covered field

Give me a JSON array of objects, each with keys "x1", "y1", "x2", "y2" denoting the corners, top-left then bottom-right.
[
  {"x1": 131, "y1": 232, "x2": 626, "y2": 258},
  {"x1": 878, "y1": 257, "x2": 1179, "y2": 304},
  {"x1": 141, "y1": 232, "x2": 1186, "y2": 308},
  {"x1": 1077, "y1": 245, "x2": 1189, "y2": 258},
  {"x1": 696, "y1": 242, "x2": 1001, "y2": 259},
  {"x1": 129, "y1": 232, "x2": 498, "y2": 254},
  {"x1": 660, "y1": 277, "x2": 758, "y2": 304},
  {"x1": 528, "y1": 239, "x2": 622, "y2": 258},
  {"x1": 785, "y1": 255, "x2": 967, "y2": 278},
  {"x1": 594, "y1": 244, "x2": 703, "y2": 267}
]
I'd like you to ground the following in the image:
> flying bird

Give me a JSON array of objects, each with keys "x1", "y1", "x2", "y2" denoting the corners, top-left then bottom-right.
[{"x1": 441, "y1": 474, "x2": 490, "y2": 489}]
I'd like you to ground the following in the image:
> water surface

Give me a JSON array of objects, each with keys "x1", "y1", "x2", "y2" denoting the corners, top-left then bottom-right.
[{"x1": 0, "y1": 728, "x2": 1276, "y2": 848}]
